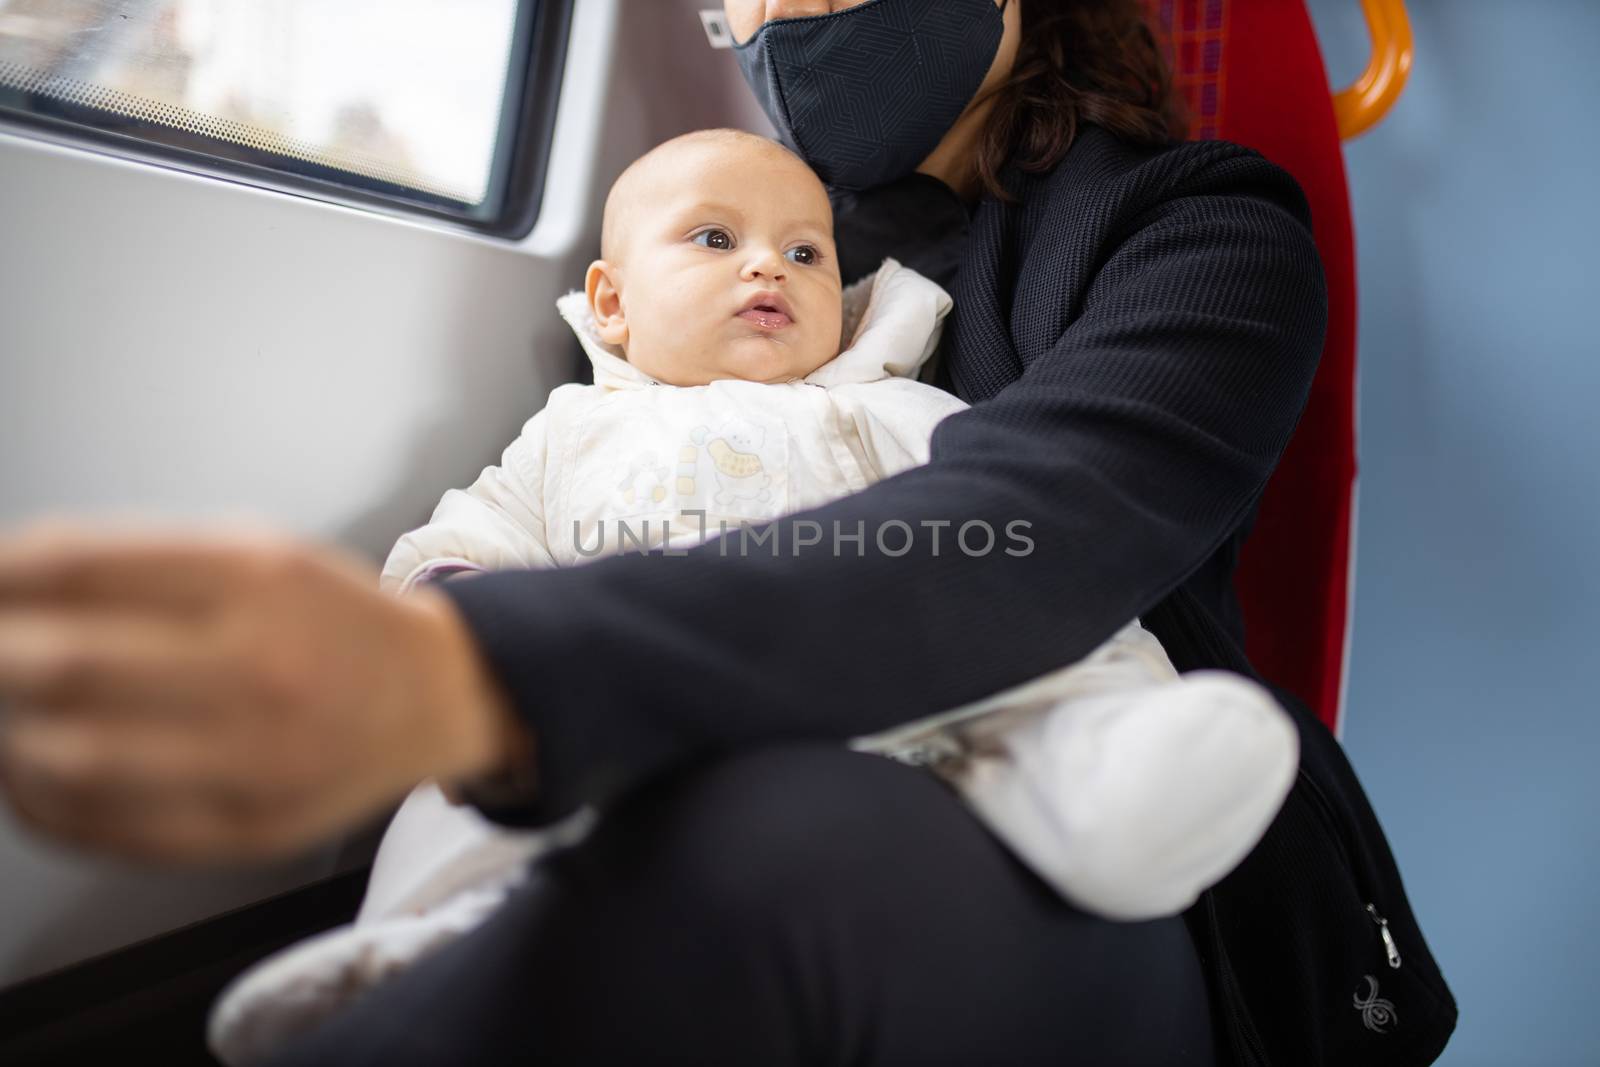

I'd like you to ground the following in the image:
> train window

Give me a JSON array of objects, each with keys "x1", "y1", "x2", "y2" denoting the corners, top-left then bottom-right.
[{"x1": 0, "y1": 0, "x2": 571, "y2": 236}]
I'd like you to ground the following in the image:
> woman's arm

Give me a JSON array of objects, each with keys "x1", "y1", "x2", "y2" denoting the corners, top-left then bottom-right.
[{"x1": 445, "y1": 149, "x2": 1328, "y2": 827}]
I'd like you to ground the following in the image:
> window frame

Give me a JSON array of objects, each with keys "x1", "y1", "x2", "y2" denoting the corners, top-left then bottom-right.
[{"x1": 0, "y1": 0, "x2": 573, "y2": 239}]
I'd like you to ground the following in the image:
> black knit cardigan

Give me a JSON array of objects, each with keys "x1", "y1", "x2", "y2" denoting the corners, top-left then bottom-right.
[{"x1": 443, "y1": 125, "x2": 1457, "y2": 1066}]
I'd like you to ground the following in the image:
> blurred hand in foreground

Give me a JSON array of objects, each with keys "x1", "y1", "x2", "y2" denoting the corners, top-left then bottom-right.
[{"x1": 0, "y1": 521, "x2": 522, "y2": 864}]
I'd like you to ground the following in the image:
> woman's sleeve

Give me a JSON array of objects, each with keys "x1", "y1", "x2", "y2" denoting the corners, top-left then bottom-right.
[
  {"x1": 441, "y1": 153, "x2": 1329, "y2": 827},
  {"x1": 380, "y1": 411, "x2": 556, "y2": 596}
]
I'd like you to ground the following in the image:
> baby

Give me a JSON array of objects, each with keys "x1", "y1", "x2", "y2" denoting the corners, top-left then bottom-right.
[{"x1": 209, "y1": 130, "x2": 1298, "y2": 1066}]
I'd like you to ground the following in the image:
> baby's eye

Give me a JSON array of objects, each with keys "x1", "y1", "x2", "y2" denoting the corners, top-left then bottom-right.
[
  {"x1": 786, "y1": 244, "x2": 820, "y2": 266},
  {"x1": 692, "y1": 228, "x2": 735, "y2": 250}
]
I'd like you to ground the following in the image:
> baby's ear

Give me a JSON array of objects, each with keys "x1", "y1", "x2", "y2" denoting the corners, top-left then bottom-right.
[{"x1": 585, "y1": 261, "x2": 629, "y2": 348}]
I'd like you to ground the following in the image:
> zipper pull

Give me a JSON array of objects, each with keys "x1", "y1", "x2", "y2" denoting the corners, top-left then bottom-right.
[{"x1": 1366, "y1": 904, "x2": 1402, "y2": 969}]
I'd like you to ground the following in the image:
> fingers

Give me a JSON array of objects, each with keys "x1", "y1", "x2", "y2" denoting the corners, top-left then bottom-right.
[
  {"x1": 0, "y1": 521, "x2": 432, "y2": 865},
  {"x1": 1, "y1": 709, "x2": 228, "y2": 798},
  {"x1": 0, "y1": 714, "x2": 315, "y2": 865},
  {"x1": 2, "y1": 773, "x2": 260, "y2": 866},
  {"x1": 0, "y1": 519, "x2": 297, "y2": 613},
  {"x1": 0, "y1": 716, "x2": 213, "y2": 863},
  {"x1": 0, "y1": 608, "x2": 220, "y2": 710}
]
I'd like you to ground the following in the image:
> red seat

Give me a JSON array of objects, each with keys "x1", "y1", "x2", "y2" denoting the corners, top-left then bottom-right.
[{"x1": 1148, "y1": 0, "x2": 1360, "y2": 734}]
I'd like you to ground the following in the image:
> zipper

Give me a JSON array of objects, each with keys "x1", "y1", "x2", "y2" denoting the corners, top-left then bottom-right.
[
  {"x1": 1367, "y1": 904, "x2": 1403, "y2": 969},
  {"x1": 1298, "y1": 766, "x2": 1403, "y2": 972}
]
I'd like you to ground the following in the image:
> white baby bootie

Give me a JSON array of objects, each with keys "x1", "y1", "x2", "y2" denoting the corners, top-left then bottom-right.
[{"x1": 948, "y1": 670, "x2": 1299, "y2": 921}]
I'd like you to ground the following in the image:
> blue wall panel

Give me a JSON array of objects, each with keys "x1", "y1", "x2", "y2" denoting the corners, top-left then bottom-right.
[{"x1": 1304, "y1": 2, "x2": 1600, "y2": 1063}]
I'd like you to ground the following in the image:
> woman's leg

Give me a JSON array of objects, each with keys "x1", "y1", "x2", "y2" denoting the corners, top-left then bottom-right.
[{"x1": 265, "y1": 744, "x2": 1215, "y2": 1066}]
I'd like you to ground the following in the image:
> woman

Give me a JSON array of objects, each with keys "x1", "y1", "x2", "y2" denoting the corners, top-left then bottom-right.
[{"x1": 0, "y1": 0, "x2": 1455, "y2": 1063}]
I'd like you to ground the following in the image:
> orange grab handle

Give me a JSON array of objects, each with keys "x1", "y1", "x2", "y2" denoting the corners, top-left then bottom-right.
[{"x1": 1333, "y1": 0, "x2": 1414, "y2": 140}]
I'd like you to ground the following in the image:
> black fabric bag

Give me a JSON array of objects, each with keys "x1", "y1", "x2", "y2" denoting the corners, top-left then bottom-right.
[{"x1": 1151, "y1": 588, "x2": 1458, "y2": 1066}]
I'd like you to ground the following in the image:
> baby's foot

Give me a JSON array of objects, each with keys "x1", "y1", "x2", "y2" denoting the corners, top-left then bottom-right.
[{"x1": 949, "y1": 671, "x2": 1298, "y2": 920}]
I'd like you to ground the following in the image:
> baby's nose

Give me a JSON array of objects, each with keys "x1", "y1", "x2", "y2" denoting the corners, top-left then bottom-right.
[{"x1": 742, "y1": 248, "x2": 788, "y2": 281}]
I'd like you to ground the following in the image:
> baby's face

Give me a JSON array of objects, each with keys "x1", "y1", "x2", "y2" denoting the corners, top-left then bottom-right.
[{"x1": 589, "y1": 138, "x2": 843, "y2": 386}]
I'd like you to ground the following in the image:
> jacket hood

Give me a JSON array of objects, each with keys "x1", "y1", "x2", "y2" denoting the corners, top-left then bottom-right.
[{"x1": 554, "y1": 258, "x2": 952, "y2": 391}]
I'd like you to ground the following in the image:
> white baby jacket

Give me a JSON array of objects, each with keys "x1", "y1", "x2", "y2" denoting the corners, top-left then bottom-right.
[{"x1": 381, "y1": 259, "x2": 969, "y2": 594}]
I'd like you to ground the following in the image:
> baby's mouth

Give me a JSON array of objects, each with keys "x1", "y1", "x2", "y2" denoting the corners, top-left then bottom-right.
[{"x1": 737, "y1": 292, "x2": 795, "y2": 331}]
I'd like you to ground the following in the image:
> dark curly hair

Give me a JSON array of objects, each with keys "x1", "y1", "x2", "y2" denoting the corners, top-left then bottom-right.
[{"x1": 976, "y1": 0, "x2": 1187, "y2": 199}]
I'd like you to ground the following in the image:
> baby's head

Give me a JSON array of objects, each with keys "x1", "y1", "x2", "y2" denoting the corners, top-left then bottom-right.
[{"x1": 586, "y1": 129, "x2": 843, "y2": 387}]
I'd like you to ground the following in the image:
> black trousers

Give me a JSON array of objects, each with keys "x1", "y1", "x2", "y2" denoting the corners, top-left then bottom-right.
[{"x1": 266, "y1": 745, "x2": 1216, "y2": 1066}]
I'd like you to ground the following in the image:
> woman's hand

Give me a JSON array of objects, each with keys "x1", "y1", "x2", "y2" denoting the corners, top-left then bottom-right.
[{"x1": 0, "y1": 521, "x2": 523, "y2": 864}]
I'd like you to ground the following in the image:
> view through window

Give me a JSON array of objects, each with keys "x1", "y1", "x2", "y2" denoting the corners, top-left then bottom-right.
[{"x1": 0, "y1": 0, "x2": 527, "y2": 216}]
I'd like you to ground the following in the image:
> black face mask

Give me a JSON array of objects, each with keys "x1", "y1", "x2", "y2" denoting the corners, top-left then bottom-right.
[{"x1": 734, "y1": 0, "x2": 1008, "y2": 192}]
